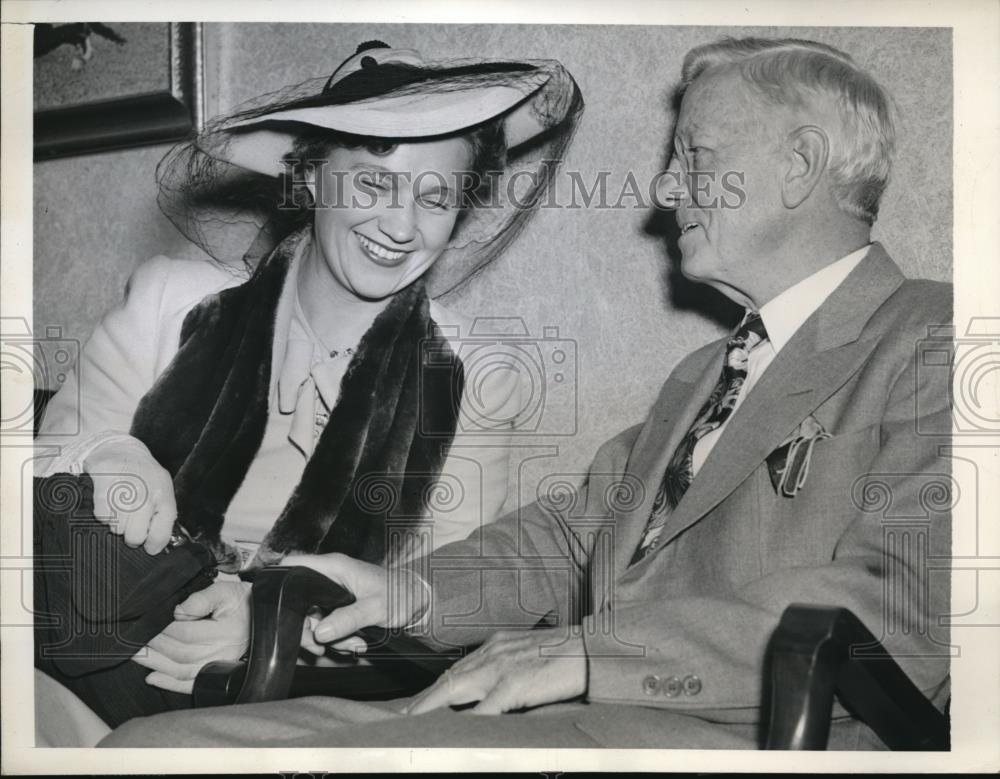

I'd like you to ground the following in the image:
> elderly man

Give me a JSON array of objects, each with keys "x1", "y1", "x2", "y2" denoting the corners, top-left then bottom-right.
[{"x1": 103, "y1": 36, "x2": 952, "y2": 749}]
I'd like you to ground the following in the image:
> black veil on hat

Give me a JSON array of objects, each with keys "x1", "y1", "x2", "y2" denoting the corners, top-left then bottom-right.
[{"x1": 156, "y1": 41, "x2": 584, "y2": 296}]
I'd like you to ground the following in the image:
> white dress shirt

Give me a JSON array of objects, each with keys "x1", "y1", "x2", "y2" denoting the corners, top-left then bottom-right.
[{"x1": 689, "y1": 245, "x2": 870, "y2": 476}]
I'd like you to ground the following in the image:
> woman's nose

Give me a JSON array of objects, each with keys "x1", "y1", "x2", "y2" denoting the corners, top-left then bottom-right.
[{"x1": 377, "y1": 199, "x2": 418, "y2": 245}]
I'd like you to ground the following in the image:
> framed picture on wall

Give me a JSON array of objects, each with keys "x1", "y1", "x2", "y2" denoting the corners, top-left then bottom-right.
[{"x1": 33, "y1": 22, "x2": 204, "y2": 160}]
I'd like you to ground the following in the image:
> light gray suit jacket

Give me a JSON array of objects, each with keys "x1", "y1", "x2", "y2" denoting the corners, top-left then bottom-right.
[{"x1": 411, "y1": 244, "x2": 953, "y2": 746}]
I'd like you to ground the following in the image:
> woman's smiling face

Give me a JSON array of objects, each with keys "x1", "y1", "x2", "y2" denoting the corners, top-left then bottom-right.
[{"x1": 308, "y1": 137, "x2": 472, "y2": 301}]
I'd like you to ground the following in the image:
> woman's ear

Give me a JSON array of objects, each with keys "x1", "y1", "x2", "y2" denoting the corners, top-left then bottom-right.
[
  {"x1": 782, "y1": 125, "x2": 829, "y2": 209},
  {"x1": 303, "y1": 163, "x2": 317, "y2": 202},
  {"x1": 286, "y1": 161, "x2": 317, "y2": 212}
]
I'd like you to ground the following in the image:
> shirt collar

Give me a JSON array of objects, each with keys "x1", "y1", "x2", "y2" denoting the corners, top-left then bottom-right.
[
  {"x1": 267, "y1": 228, "x2": 311, "y2": 408},
  {"x1": 756, "y1": 244, "x2": 871, "y2": 354},
  {"x1": 277, "y1": 284, "x2": 347, "y2": 413}
]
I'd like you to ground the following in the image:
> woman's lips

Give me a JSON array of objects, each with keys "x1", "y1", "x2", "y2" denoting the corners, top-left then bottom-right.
[{"x1": 356, "y1": 232, "x2": 411, "y2": 268}]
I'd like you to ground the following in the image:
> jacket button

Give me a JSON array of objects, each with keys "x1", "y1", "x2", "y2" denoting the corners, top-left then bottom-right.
[
  {"x1": 683, "y1": 675, "x2": 702, "y2": 696},
  {"x1": 663, "y1": 675, "x2": 683, "y2": 697},
  {"x1": 641, "y1": 675, "x2": 661, "y2": 696}
]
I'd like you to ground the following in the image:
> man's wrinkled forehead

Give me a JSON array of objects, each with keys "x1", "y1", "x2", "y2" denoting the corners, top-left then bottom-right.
[
  {"x1": 675, "y1": 65, "x2": 799, "y2": 145},
  {"x1": 677, "y1": 68, "x2": 760, "y2": 134}
]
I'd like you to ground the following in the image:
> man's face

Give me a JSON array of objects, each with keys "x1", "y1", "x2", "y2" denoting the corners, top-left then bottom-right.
[{"x1": 665, "y1": 67, "x2": 789, "y2": 307}]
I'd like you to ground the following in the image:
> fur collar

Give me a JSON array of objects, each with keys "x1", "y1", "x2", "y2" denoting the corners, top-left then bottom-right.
[{"x1": 130, "y1": 230, "x2": 464, "y2": 572}]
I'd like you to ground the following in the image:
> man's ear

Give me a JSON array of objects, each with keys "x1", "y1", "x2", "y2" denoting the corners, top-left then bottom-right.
[{"x1": 782, "y1": 125, "x2": 829, "y2": 209}]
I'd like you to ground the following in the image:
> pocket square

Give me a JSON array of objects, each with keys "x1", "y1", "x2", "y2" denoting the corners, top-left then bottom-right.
[{"x1": 766, "y1": 415, "x2": 832, "y2": 497}]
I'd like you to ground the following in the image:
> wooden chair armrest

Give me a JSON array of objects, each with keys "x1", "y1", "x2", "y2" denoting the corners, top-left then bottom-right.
[{"x1": 763, "y1": 604, "x2": 949, "y2": 750}]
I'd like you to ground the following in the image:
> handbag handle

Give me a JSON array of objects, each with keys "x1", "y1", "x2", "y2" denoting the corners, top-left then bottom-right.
[{"x1": 202, "y1": 566, "x2": 459, "y2": 705}]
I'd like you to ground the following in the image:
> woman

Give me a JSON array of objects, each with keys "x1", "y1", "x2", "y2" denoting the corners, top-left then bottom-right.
[{"x1": 34, "y1": 41, "x2": 582, "y2": 731}]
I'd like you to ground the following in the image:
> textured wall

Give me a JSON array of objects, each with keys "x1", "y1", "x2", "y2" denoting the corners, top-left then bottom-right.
[{"x1": 34, "y1": 23, "x2": 952, "y2": 511}]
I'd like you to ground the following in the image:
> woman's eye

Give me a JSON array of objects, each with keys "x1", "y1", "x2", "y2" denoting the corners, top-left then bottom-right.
[
  {"x1": 418, "y1": 194, "x2": 452, "y2": 211},
  {"x1": 358, "y1": 174, "x2": 391, "y2": 192}
]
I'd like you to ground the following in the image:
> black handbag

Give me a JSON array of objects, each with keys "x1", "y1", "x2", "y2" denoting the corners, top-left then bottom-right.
[{"x1": 33, "y1": 473, "x2": 217, "y2": 678}]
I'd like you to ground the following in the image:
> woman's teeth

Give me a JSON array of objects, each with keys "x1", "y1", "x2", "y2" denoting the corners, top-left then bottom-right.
[{"x1": 357, "y1": 233, "x2": 407, "y2": 262}]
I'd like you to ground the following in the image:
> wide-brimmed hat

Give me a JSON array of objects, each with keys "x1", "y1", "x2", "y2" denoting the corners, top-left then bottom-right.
[{"x1": 157, "y1": 41, "x2": 583, "y2": 295}]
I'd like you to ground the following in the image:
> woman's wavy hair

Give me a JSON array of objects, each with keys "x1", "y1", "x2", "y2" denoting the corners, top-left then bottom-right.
[{"x1": 680, "y1": 37, "x2": 897, "y2": 225}]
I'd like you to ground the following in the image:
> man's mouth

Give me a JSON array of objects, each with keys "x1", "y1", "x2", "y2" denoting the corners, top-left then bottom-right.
[
  {"x1": 356, "y1": 233, "x2": 410, "y2": 266},
  {"x1": 680, "y1": 222, "x2": 701, "y2": 235}
]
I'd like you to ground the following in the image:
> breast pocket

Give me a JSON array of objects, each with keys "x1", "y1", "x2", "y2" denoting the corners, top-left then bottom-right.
[{"x1": 758, "y1": 423, "x2": 881, "y2": 569}]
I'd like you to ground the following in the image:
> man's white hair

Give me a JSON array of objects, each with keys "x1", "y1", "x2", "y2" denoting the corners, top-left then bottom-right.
[{"x1": 681, "y1": 37, "x2": 896, "y2": 225}]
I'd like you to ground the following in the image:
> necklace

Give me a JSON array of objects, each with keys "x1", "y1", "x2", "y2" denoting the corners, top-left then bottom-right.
[
  {"x1": 310, "y1": 343, "x2": 356, "y2": 443},
  {"x1": 292, "y1": 282, "x2": 362, "y2": 362}
]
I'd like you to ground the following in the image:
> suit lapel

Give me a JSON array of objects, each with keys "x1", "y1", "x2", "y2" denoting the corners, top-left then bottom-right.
[
  {"x1": 652, "y1": 327, "x2": 881, "y2": 551},
  {"x1": 611, "y1": 342, "x2": 724, "y2": 577},
  {"x1": 625, "y1": 244, "x2": 905, "y2": 568}
]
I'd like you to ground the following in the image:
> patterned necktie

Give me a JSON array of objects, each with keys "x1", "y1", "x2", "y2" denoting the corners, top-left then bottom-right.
[{"x1": 630, "y1": 311, "x2": 768, "y2": 565}]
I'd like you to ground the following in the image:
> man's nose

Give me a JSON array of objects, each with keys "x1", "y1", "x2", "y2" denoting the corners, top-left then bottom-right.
[
  {"x1": 377, "y1": 198, "x2": 418, "y2": 244},
  {"x1": 656, "y1": 155, "x2": 689, "y2": 210}
]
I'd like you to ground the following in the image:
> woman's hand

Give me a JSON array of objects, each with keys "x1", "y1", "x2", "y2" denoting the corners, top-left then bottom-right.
[
  {"x1": 284, "y1": 553, "x2": 431, "y2": 652},
  {"x1": 82, "y1": 436, "x2": 176, "y2": 555},
  {"x1": 133, "y1": 580, "x2": 252, "y2": 695}
]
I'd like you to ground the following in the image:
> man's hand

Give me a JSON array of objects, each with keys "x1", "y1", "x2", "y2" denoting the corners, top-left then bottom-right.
[
  {"x1": 83, "y1": 436, "x2": 177, "y2": 555},
  {"x1": 133, "y1": 580, "x2": 251, "y2": 694},
  {"x1": 285, "y1": 553, "x2": 430, "y2": 652},
  {"x1": 405, "y1": 628, "x2": 587, "y2": 715}
]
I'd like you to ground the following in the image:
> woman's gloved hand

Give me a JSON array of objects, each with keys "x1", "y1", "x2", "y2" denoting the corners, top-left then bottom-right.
[
  {"x1": 82, "y1": 436, "x2": 177, "y2": 555},
  {"x1": 133, "y1": 580, "x2": 252, "y2": 695}
]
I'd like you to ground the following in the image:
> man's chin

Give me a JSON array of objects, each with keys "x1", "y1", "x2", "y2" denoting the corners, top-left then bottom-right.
[{"x1": 678, "y1": 252, "x2": 710, "y2": 283}]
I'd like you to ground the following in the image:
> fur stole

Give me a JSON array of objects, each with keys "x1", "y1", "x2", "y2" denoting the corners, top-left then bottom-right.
[{"x1": 129, "y1": 231, "x2": 465, "y2": 572}]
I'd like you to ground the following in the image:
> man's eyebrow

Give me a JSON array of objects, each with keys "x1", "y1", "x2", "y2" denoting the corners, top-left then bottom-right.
[
  {"x1": 672, "y1": 134, "x2": 694, "y2": 155},
  {"x1": 673, "y1": 123, "x2": 697, "y2": 144}
]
